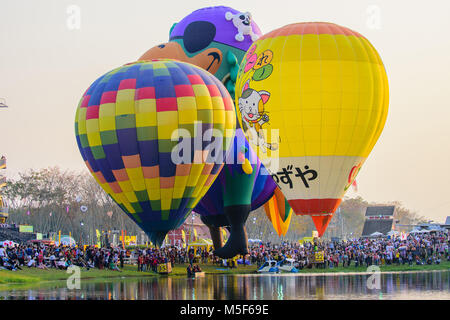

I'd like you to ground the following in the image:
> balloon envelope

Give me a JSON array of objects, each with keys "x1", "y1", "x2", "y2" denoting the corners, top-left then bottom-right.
[
  {"x1": 235, "y1": 22, "x2": 389, "y2": 236},
  {"x1": 140, "y1": 6, "x2": 262, "y2": 84},
  {"x1": 194, "y1": 128, "x2": 277, "y2": 219},
  {"x1": 75, "y1": 60, "x2": 236, "y2": 245}
]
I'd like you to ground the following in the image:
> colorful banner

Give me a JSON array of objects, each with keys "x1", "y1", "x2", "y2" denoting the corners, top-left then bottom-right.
[
  {"x1": 19, "y1": 225, "x2": 33, "y2": 233},
  {"x1": 96, "y1": 229, "x2": 101, "y2": 247},
  {"x1": 119, "y1": 235, "x2": 137, "y2": 246},
  {"x1": 303, "y1": 237, "x2": 314, "y2": 244},
  {"x1": 157, "y1": 263, "x2": 172, "y2": 274},
  {"x1": 315, "y1": 251, "x2": 324, "y2": 263}
]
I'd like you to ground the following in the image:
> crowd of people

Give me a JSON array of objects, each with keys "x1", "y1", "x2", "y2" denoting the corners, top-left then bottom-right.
[
  {"x1": 248, "y1": 231, "x2": 450, "y2": 270},
  {"x1": 0, "y1": 241, "x2": 214, "y2": 272},
  {"x1": 0, "y1": 243, "x2": 125, "y2": 272},
  {"x1": 0, "y1": 231, "x2": 448, "y2": 272}
]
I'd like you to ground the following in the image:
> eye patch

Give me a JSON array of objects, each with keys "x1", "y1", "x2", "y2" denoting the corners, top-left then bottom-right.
[{"x1": 182, "y1": 21, "x2": 216, "y2": 53}]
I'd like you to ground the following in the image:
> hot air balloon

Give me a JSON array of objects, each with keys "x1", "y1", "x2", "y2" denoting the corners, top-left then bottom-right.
[
  {"x1": 139, "y1": 5, "x2": 262, "y2": 101},
  {"x1": 194, "y1": 128, "x2": 277, "y2": 258},
  {"x1": 235, "y1": 22, "x2": 389, "y2": 237},
  {"x1": 75, "y1": 59, "x2": 236, "y2": 245},
  {"x1": 263, "y1": 187, "x2": 293, "y2": 237},
  {"x1": 139, "y1": 6, "x2": 279, "y2": 257}
]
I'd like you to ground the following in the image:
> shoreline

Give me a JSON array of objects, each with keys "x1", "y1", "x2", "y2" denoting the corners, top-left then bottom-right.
[
  {"x1": 1, "y1": 262, "x2": 449, "y2": 289},
  {"x1": 247, "y1": 268, "x2": 450, "y2": 277}
]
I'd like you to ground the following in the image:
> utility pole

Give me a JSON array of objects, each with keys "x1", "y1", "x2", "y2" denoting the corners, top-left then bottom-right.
[{"x1": 0, "y1": 99, "x2": 8, "y2": 225}]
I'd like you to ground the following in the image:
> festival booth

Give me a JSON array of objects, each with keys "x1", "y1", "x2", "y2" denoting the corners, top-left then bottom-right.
[
  {"x1": 187, "y1": 238, "x2": 213, "y2": 254},
  {"x1": 187, "y1": 238, "x2": 213, "y2": 263},
  {"x1": 56, "y1": 235, "x2": 76, "y2": 246},
  {"x1": 410, "y1": 229, "x2": 428, "y2": 234}
]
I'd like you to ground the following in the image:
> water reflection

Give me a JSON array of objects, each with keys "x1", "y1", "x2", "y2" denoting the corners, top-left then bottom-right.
[{"x1": 1, "y1": 271, "x2": 450, "y2": 300}]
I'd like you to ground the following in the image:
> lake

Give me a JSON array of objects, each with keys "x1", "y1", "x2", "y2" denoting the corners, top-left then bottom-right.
[{"x1": 1, "y1": 271, "x2": 449, "y2": 300}]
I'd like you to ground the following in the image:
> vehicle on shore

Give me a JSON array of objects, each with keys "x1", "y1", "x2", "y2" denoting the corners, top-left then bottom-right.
[
  {"x1": 257, "y1": 260, "x2": 279, "y2": 273},
  {"x1": 27, "y1": 239, "x2": 55, "y2": 246},
  {"x1": 277, "y1": 258, "x2": 299, "y2": 273}
]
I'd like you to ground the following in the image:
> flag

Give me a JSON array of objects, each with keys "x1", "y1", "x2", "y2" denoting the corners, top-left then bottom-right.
[{"x1": 96, "y1": 229, "x2": 101, "y2": 247}]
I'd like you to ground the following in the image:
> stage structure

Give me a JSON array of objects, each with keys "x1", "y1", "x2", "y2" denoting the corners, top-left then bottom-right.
[{"x1": 361, "y1": 206, "x2": 395, "y2": 237}]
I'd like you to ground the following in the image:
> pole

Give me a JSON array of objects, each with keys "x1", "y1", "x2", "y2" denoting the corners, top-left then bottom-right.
[{"x1": 58, "y1": 230, "x2": 61, "y2": 245}]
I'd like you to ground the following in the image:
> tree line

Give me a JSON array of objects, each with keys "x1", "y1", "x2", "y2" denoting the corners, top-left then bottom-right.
[{"x1": 2, "y1": 167, "x2": 427, "y2": 244}]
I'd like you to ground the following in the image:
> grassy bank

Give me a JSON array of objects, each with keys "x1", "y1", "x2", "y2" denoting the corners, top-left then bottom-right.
[
  {"x1": 0, "y1": 263, "x2": 257, "y2": 286},
  {"x1": 0, "y1": 261, "x2": 448, "y2": 288}
]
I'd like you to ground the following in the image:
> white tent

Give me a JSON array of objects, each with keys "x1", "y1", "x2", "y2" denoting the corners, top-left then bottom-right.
[
  {"x1": 369, "y1": 232, "x2": 384, "y2": 237},
  {"x1": 1, "y1": 240, "x2": 18, "y2": 247},
  {"x1": 56, "y1": 236, "x2": 76, "y2": 246}
]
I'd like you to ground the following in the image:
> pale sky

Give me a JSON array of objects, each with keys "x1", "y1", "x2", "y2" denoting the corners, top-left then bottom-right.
[{"x1": 1, "y1": 0, "x2": 450, "y2": 223}]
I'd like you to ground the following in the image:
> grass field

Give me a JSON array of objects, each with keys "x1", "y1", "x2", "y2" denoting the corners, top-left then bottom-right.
[{"x1": 0, "y1": 260, "x2": 448, "y2": 289}]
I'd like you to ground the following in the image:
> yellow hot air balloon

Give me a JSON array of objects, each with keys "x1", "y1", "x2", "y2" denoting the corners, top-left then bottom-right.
[{"x1": 236, "y1": 22, "x2": 389, "y2": 236}]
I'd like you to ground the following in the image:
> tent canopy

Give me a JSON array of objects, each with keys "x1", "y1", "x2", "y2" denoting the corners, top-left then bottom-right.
[
  {"x1": 187, "y1": 238, "x2": 213, "y2": 252},
  {"x1": 56, "y1": 236, "x2": 76, "y2": 246},
  {"x1": 369, "y1": 232, "x2": 384, "y2": 237},
  {"x1": 188, "y1": 238, "x2": 213, "y2": 246},
  {"x1": 1, "y1": 240, "x2": 18, "y2": 247}
]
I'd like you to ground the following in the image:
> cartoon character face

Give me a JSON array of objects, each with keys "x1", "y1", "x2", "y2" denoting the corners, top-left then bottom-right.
[
  {"x1": 225, "y1": 11, "x2": 259, "y2": 42},
  {"x1": 238, "y1": 82, "x2": 270, "y2": 123},
  {"x1": 234, "y1": 12, "x2": 252, "y2": 28},
  {"x1": 139, "y1": 21, "x2": 223, "y2": 76},
  {"x1": 139, "y1": 7, "x2": 262, "y2": 83}
]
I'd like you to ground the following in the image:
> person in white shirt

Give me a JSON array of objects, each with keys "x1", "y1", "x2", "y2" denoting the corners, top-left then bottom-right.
[
  {"x1": 27, "y1": 257, "x2": 36, "y2": 268},
  {"x1": 0, "y1": 245, "x2": 6, "y2": 258}
]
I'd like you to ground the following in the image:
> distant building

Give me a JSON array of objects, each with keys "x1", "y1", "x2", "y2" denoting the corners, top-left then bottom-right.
[
  {"x1": 165, "y1": 212, "x2": 212, "y2": 247},
  {"x1": 361, "y1": 206, "x2": 395, "y2": 237}
]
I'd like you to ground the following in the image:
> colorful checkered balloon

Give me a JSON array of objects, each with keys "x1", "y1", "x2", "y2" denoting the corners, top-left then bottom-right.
[{"x1": 75, "y1": 60, "x2": 236, "y2": 245}]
